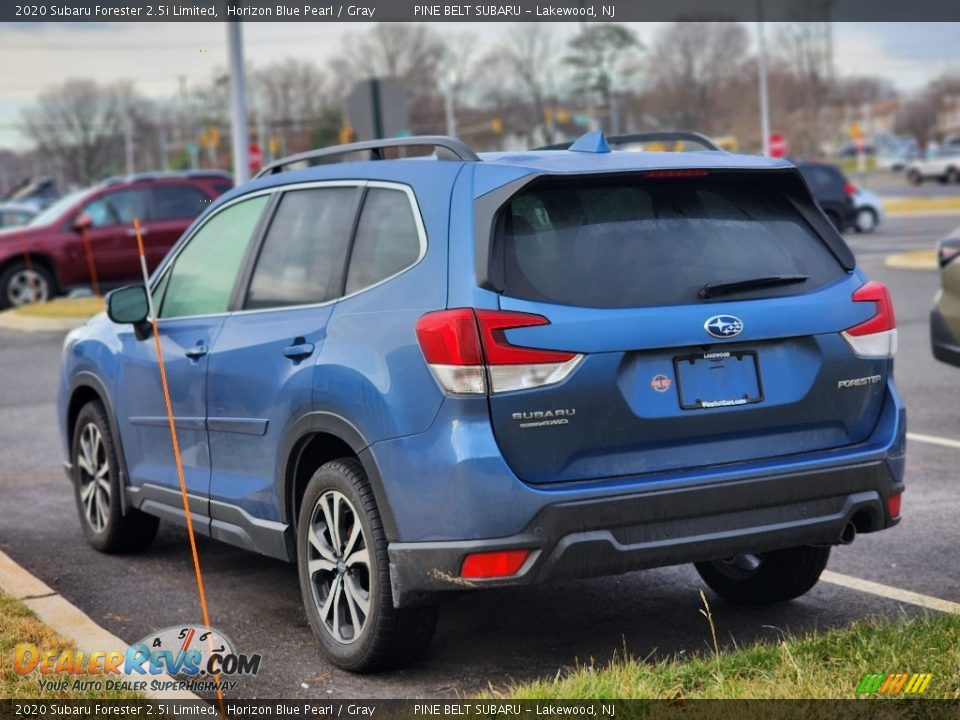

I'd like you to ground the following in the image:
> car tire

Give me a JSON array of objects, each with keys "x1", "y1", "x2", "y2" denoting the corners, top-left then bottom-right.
[
  {"x1": 855, "y1": 207, "x2": 878, "y2": 234},
  {"x1": 72, "y1": 401, "x2": 159, "y2": 553},
  {"x1": 694, "y1": 545, "x2": 830, "y2": 606},
  {"x1": 297, "y1": 457, "x2": 438, "y2": 672},
  {"x1": 947, "y1": 168, "x2": 960, "y2": 184},
  {"x1": 907, "y1": 170, "x2": 922, "y2": 186},
  {"x1": 0, "y1": 261, "x2": 55, "y2": 310}
]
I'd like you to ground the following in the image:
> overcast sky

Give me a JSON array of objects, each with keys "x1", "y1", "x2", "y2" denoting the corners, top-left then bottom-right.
[{"x1": 0, "y1": 21, "x2": 958, "y2": 149}]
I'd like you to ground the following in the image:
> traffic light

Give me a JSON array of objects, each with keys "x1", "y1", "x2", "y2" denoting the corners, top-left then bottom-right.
[
  {"x1": 339, "y1": 126, "x2": 355, "y2": 144},
  {"x1": 491, "y1": 117, "x2": 503, "y2": 134}
]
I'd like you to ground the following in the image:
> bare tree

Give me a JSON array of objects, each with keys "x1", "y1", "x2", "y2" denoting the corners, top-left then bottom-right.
[
  {"x1": 894, "y1": 96, "x2": 938, "y2": 149},
  {"x1": 478, "y1": 25, "x2": 559, "y2": 144},
  {"x1": 565, "y1": 23, "x2": 641, "y2": 132},
  {"x1": 331, "y1": 23, "x2": 446, "y2": 106},
  {"x1": 21, "y1": 79, "x2": 147, "y2": 185},
  {"x1": 775, "y1": 21, "x2": 835, "y2": 155},
  {"x1": 645, "y1": 22, "x2": 749, "y2": 135},
  {"x1": 253, "y1": 58, "x2": 330, "y2": 154}
]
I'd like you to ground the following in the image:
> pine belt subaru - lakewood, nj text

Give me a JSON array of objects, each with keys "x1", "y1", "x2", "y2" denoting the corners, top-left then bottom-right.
[{"x1": 58, "y1": 132, "x2": 906, "y2": 672}]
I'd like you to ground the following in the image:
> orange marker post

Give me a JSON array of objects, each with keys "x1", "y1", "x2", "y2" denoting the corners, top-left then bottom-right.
[
  {"x1": 17, "y1": 232, "x2": 42, "y2": 304},
  {"x1": 132, "y1": 218, "x2": 225, "y2": 717},
  {"x1": 80, "y1": 225, "x2": 100, "y2": 297},
  {"x1": 79, "y1": 223, "x2": 101, "y2": 297}
]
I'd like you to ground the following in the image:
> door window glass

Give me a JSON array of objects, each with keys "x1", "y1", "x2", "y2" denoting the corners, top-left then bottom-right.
[
  {"x1": 159, "y1": 195, "x2": 268, "y2": 318},
  {"x1": 245, "y1": 187, "x2": 357, "y2": 309}
]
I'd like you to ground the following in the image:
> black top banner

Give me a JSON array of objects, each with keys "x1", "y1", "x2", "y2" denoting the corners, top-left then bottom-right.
[{"x1": 4, "y1": 0, "x2": 960, "y2": 22}]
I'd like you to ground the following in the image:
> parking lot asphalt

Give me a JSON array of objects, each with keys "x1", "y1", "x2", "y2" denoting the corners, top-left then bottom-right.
[{"x1": 0, "y1": 214, "x2": 958, "y2": 699}]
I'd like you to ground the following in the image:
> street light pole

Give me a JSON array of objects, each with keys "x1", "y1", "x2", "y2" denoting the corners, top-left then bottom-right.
[
  {"x1": 227, "y1": 20, "x2": 250, "y2": 184},
  {"x1": 756, "y1": 4, "x2": 771, "y2": 155}
]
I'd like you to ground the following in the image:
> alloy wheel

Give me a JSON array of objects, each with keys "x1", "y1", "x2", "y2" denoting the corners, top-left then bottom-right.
[
  {"x1": 76, "y1": 422, "x2": 110, "y2": 532},
  {"x1": 307, "y1": 490, "x2": 371, "y2": 644},
  {"x1": 7, "y1": 269, "x2": 49, "y2": 306}
]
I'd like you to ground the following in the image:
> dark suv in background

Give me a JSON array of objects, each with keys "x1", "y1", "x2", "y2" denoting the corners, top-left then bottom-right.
[
  {"x1": 0, "y1": 171, "x2": 232, "y2": 308},
  {"x1": 794, "y1": 160, "x2": 858, "y2": 232}
]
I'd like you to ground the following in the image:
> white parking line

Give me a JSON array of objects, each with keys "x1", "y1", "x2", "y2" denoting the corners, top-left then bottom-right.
[
  {"x1": 907, "y1": 432, "x2": 960, "y2": 450},
  {"x1": 821, "y1": 570, "x2": 960, "y2": 615}
]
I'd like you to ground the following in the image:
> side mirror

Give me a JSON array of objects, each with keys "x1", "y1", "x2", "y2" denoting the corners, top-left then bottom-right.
[
  {"x1": 107, "y1": 285, "x2": 149, "y2": 325},
  {"x1": 74, "y1": 213, "x2": 93, "y2": 231}
]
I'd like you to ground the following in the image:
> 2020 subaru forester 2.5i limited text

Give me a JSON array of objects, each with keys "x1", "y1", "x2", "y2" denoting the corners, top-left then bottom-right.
[{"x1": 59, "y1": 132, "x2": 906, "y2": 672}]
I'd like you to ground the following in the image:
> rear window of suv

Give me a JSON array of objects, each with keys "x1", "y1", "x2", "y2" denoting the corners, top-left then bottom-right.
[{"x1": 498, "y1": 173, "x2": 846, "y2": 308}]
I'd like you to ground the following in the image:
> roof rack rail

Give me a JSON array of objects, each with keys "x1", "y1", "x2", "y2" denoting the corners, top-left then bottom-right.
[
  {"x1": 254, "y1": 135, "x2": 480, "y2": 178},
  {"x1": 102, "y1": 169, "x2": 233, "y2": 186},
  {"x1": 536, "y1": 131, "x2": 721, "y2": 152}
]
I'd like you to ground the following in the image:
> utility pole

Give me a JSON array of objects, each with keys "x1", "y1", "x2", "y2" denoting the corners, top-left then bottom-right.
[
  {"x1": 227, "y1": 20, "x2": 250, "y2": 184},
  {"x1": 444, "y1": 67, "x2": 457, "y2": 138},
  {"x1": 756, "y1": 5, "x2": 771, "y2": 156},
  {"x1": 124, "y1": 112, "x2": 135, "y2": 175}
]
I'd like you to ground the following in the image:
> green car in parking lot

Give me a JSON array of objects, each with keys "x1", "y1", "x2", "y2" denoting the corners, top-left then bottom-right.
[{"x1": 932, "y1": 229, "x2": 960, "y2": 366}]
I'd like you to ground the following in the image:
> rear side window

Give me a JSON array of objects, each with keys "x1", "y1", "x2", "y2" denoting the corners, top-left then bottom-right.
[
  {"x1": 81, "y1": 188, "x2": 148, "y2": 228},
  {"x1": 245, "y1": 187, "x2": 356, "y2": 309},
  {"x1": 345, "y1": 188, "x2": 421, "y2": 295},
  {"x1": 499, "y1": 174, "x2": 845, "y2": 308},
  {"x1": 151, "y1": 185, "x2": 209, "y2": 220}
]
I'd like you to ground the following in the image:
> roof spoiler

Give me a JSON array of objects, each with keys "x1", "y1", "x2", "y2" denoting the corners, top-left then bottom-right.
[{"x1": 536, "y1": 131, "x2": 721, "y2": 152}]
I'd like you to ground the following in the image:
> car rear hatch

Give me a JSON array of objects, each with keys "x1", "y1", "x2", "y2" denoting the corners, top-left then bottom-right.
[{"x1": 474, "y1": 169, "x2": 895, "y2": 485}]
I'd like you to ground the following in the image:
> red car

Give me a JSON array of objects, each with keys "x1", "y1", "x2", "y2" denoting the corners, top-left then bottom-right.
[{"x1": 0, "y1": 171, "x2": 232, "y2": 309}]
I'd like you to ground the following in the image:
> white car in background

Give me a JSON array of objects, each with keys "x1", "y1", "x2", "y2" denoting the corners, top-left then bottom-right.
[
  {"x1": 851, "y1": 186, "x2": 885, "y2": 234},
  {"x1": 905, "y1": 148, "x2": 960, "y2": 185}
]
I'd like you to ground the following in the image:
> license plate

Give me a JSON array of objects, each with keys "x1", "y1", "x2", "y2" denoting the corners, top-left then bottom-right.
[{"x1": 673, "y1": 350, "x2": 763, "y2": 410}]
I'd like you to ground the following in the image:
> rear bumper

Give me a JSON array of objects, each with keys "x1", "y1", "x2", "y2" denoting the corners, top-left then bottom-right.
[
  {"x1": 931, "y1": 306, "x2": 960, "y2": 367},
  {"x1": 388, "y1": 459, "x2": 903, "y2": 607}
]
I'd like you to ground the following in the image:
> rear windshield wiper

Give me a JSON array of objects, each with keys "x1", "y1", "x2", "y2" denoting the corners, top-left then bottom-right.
[{"x1": 699, "y1": 274, "x2": 809, "y2": 299}]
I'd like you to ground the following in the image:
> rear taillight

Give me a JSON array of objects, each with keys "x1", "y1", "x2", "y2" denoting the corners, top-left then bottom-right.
[
  {"x1": 938, "y1": 240, "x2": 960, "y2": 268},
  {"x1": 843, "y1": 182, "x2": 857, "y2": 195},
  {"x1": 415, "y1": 309, "x2": 582, "y2": 395},
  {"x1": 842, "y1": 281, "x2": 897, "y2": 358}
]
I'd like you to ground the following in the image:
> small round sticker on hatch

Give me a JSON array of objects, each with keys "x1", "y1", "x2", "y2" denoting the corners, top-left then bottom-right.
[{"x1": 650, "y1": 374, "x2": 672, "y2": 392}]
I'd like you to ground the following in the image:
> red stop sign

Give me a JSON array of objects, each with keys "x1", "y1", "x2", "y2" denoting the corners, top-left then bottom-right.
[
  {"x1": 248, "y1": 144, "x2": 263, "y2": 172},
  {"x1": 769, "y1": 132, "x2": 788, "y2": 158}
]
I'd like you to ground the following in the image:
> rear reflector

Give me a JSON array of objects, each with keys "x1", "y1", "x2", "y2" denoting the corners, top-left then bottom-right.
[
  {"x1": 842, "y1": 281, "x2": 897, "y2": 358},
  {"x1": 887, "y1": 493, "x2": 902, "y2": 519},
  {"x1": 461, "y1": 549, "x2": 531, "y2": 579},
  {"x1": 416, "y1": 309, "x2": 582, "y2": 395}
]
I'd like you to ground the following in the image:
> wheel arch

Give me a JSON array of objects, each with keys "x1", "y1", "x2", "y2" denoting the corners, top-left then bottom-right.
[
  {"x1": 281, "y1": 412, "x2": 398, "y2": 542},
  {"x1": 67, "y1": 372, "x2": 131, "y2": 512},
  {"x1": 0, "y1": 252, "x2": 61, "y2": 293}
]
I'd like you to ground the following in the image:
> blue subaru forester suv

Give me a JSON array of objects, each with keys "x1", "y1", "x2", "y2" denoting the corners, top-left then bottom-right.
[{"x1": 59, "y1": 132, "x2": 905, "y2": 672}]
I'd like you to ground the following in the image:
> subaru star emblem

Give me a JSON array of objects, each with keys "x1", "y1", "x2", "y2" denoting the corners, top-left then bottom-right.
[{"x1": 705, "y1": 315, "x2": 743, "y2": 339}]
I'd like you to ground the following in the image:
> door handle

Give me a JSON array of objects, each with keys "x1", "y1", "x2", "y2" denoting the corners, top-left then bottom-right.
[
  {"x1": 283, "y1": 341, "x2": 315, "y2": 360},
  {"x1": 126, "y1": 227, "x2": 149, "y2": 236},
  {"x1": 185, "y1": 344, "x2": 208, "y2": 359}
]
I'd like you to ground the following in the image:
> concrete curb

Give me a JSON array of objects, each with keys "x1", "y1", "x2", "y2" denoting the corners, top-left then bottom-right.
[
  {"x1": 884, "y1": 249, "x2": 937, "y2": 271},
  {"x1": 0, "y1": 550, "x2": 199, "y2": 701},
  {"x1": 0, "y1": 309, "x2": 89, "y2": 333}
]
